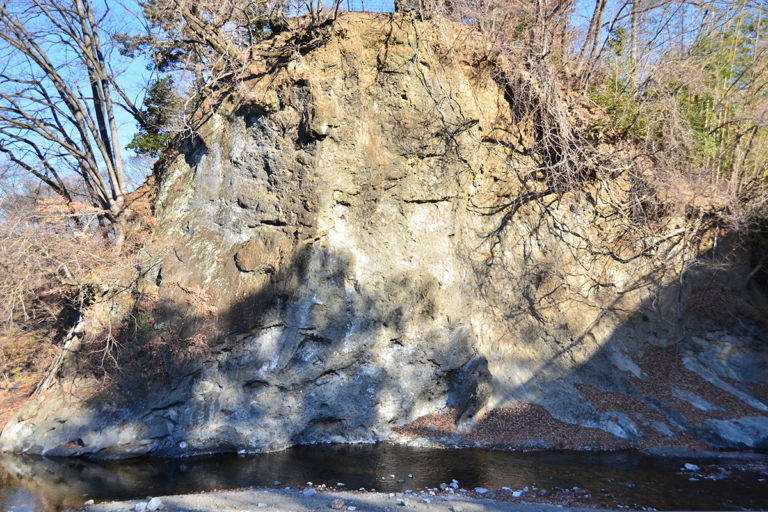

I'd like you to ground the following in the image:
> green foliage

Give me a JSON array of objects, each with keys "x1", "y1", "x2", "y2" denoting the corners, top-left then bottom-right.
[
  {"x1": 589, "y1": 77, "x2": 647, "y2": 139},
  {"x1": 607, "y1": 25, "x2": 627, "y2": 57},
  {"x1": 127, "y1": 77, "x2": 178, "y2": 158}
]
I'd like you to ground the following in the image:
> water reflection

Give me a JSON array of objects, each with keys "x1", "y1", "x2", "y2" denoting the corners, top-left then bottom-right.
[{"x1": 0, "y1": 445, "x2": 766, "y2": 511}]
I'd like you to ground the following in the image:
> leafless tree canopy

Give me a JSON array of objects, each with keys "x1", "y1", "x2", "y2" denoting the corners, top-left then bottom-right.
[{"x1": 0, "y1": 0, "x2": 144, "y2": 238}]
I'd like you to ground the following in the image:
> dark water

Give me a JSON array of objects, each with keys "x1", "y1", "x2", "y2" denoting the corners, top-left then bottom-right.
[{"x1": 1, "y1": 445, "x2": 766, "y2": 511}]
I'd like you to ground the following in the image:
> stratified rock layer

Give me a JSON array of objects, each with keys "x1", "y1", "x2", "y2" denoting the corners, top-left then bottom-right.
[{"x1": 1, "y1": 14, "x2": 766, "y2": 457}]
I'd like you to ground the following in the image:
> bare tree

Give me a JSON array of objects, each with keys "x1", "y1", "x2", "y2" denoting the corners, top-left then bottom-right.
[
  {"x1": 0, "y1": 0, "x2": 143, "y2": 244},
  {"x1": 576, "y1": 0, "x2": 608, "y2": 78}
]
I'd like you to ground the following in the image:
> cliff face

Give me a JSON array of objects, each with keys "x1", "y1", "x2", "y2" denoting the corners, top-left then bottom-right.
[{"x1": 1, "y1": 14, "x2": 766, "y2": 457}]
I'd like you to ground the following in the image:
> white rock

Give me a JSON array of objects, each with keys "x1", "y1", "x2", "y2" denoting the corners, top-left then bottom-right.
[
  {"x1": 84, "y1": 499, "x2": 94, "y2": 506},
  {"x1": 147, "y1": 497, "x2": 162, "y2": 512},
  {"x1": 336, "y1": 482, "x2": 345, "y2": 487},
  {"x1": 501, "y1": 487, "x2": 511, "y2": 492},
  {"x1": 133, "y1": 502, "x2": 148, "y2": 512},
  {"x1": 512, "y1": 491, "x2": 523, "y2": 497},
  {"x1": 347, "y1": 507, "x2": 357, "y2": 511},
  {"x1": 474, "y1": 487, "x2": 488, "y2": 494},
  {"x1": 302, "y1": 488, "x2": 317, "y2": 496},
  {"x1": 683, "y1": 463, "x2": 700, "y2": 471}
]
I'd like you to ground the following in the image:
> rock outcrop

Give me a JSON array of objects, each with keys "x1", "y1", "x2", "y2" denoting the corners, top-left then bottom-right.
[{"x1": 1, "y1": 13, "x2": 766, "y2": 457}]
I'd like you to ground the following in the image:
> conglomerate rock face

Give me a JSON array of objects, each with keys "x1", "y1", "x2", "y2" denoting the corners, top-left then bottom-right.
[{"x1": 1, "y1": 14, "x2": 766, "y2": 458}]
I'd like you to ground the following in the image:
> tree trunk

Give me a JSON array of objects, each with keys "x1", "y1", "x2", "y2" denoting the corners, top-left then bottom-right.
[
  {"x1": 630, "y1": 0, "x2": 639, "y2": 89},
  {"x1": 576, "y1": 0, "x2": 608, "y2": 82}
]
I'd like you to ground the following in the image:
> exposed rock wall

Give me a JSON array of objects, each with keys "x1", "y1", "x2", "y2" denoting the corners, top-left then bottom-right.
[{"x1": 1, "y1": 14, "x2": 766, "y2": 457}]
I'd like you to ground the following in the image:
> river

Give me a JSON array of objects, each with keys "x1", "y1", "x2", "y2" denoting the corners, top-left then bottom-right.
[{"x1": 1, "y1": 445, "x2": 766, "y2": 511}]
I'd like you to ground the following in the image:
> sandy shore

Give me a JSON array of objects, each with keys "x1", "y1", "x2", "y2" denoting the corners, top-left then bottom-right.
[{"x1": 85, "y1": 487, "x2": 606, "y2": 512}]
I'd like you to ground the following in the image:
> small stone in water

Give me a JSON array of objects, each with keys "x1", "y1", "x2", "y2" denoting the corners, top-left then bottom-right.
[
  {"x1": 408, "y1": 474, "x2": 413, "y2": 478},
  {"x1": 337, "y1": 482, "x2": 345, "y2": 487},
  {"x1": 330, "y1": 498, "x2": 345, "y2": 510},
  {"x1": 474, "y1": 487, "x2": 489, "y2": 494},
  {"x1": 302, "y1": 488, "x2": 317, "y2": 496},
  {"x1": 512, "y1": 491, "x2": 523, "y2": 498},
  {"x1": 274, "y1": 481, "x2": 281, "y2": 486},
  {"x1": 347, "y1": 507, "x2": 357, "y2": 511},
  {"x1": 422, "y1": 498, "x2": 431, "y2": 503},
  {"x1": 683, "y1": 463, "x2": 700, "y2": 471},
  {"x1": 256, "y1": 503, "x2": 267, "y2": 508},
  {"x1": 390, "y1": 474, "x2": 396, "y2": 479},
  {"x1": 450, "y1": 482, "x2": 459, "y2": 489},
  {"x1": 428, "y1": 491, "x2": 435, "y2": 496},
  {"x1": 84, "y1": 499, "x2": 94, "y2": 506},
  {"x1": 134, "y1": 502, "x2": 148, "y2": 512},
  {"x1": 501, "y1": 487, "x2": 511, "y2": 492},
  {"x1": 359, "y1": 488, "x2": 365, "y2": 491},
  {"x1": 307, "y1": 482, "x2": 313, "y2": 487}
]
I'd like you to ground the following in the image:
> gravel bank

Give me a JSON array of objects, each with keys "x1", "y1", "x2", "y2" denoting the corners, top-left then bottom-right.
[{"x1": 85, "y1": 488, "x2": 605, "y2": 512}]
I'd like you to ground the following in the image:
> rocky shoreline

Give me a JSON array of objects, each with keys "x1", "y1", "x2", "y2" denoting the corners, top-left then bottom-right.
[{"x1": 83, "y1": 486, "x2": 610, "y2": 512}]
